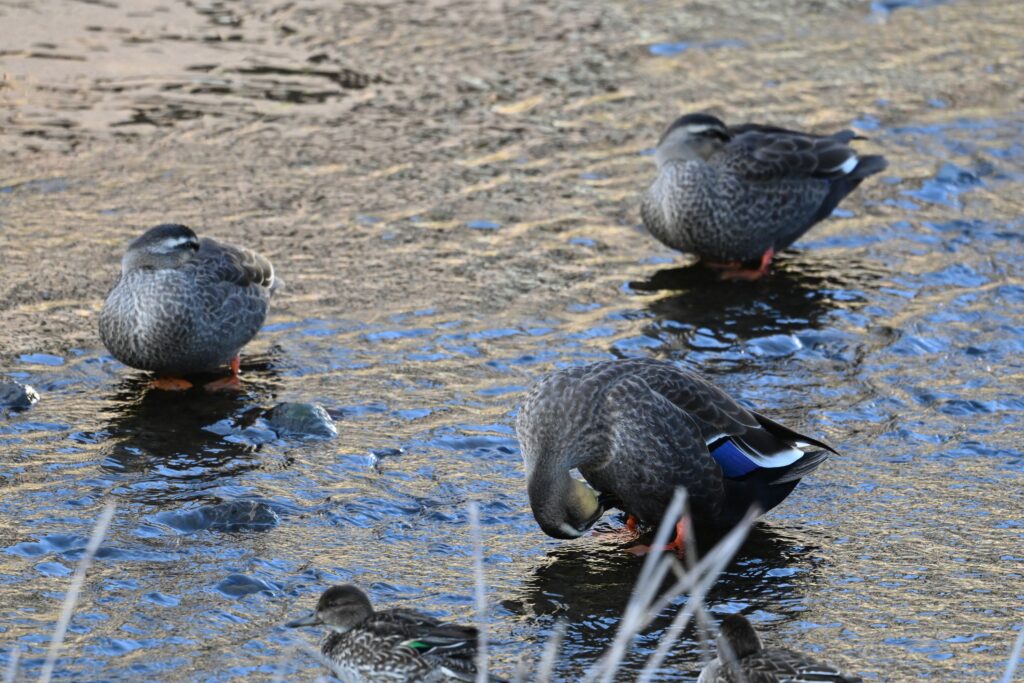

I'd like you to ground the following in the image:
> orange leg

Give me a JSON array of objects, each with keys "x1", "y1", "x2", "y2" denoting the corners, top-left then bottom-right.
[
  {"x1": 626, "y1": 519, "x2": 687, "y2": 558},
  {"x1": 704, "y1": 248, "x2": 774, "y2": 280},
  {"x1": 204, "y1": 356, "x2": 243, "y2": 392},
  {"x1": 702, "y1": 259, "x2": 742, "y2": 270},
  {"x1": 716, "y1": 247, "x2": 776, "y2": 281},
  {"x1": 590, "y1": 513, "x2": 642, "y2": 541},
  {"x1": 150, "y1": 376, "x2": 193, "y2": 391}
]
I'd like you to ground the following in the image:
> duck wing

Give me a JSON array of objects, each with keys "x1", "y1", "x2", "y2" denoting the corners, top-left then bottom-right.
[
  {"x1": 586, "y1": 360, "x2": 833, "y2": 527},
  {"x1": 721, "y1": 126, "x2": 871, "y2": 182},
  {"x1": 626, "y1": 360, "x2": 835, "y2": 481},
  {"x1": 198, "y1": 238, "x2": 279, "y2": 292},
  {"x1": 738, "y1": 647, "x2": 863, "y2": 682},
  {"x1": 600, "y1": 372, "x2": 728, "y2": 519},
  {"x1": 369, "y1": 609, "x2": 478, "y2": 656}
]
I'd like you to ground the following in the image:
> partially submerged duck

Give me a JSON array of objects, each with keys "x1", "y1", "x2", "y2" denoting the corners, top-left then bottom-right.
[{"x1": 698, "y1": 614, "x2": 863, "y2": 682}]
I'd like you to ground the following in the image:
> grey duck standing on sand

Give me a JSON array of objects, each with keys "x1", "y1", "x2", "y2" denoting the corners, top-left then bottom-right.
[
  {"x1": 99, "y1": 223, "x2": 278, "y2": 391},
  {"x1": 287, "y1": 585, "x2": 500, "y2": 683},
  {"x1": 641, "y1": 112, "x2": 887, "y2": 279},
  {"x1": 516, "y1": 359, "x2": 835, "y2": 550},
  {"x1": 698, "y1": 614, "x2": 863, "y2": 682}
]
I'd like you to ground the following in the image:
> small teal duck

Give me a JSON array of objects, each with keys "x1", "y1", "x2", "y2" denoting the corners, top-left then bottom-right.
[
  {"x1": 515, "y1": 359, "x2": 835, "y2": 550},
  {"x1": 641, "y1": 112, "x2": 888, "y2": 279},
  {"x1": 287, "y1": 585, "x2": 498, "y2": 682},
  {"x1": 698, "y1": 614, "x2": 863, "y2": 682},
  {"x1": 99, "y1": 223, "x2": 278, "y2": 391}
]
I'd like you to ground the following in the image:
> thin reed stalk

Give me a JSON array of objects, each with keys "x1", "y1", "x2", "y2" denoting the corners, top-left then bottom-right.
[
  {"x1": 1000, "y1": 623, "x2": 1024, "y2": 683},
  {"x1": 534, "y1": 621, "x2": 567, "y2": 683},
  {"x1": 3, "y1": 646, "x2": 21, "y2": 683},
  {"x1": 584, "y1": 503, "x2": 757, "y2": 683},
  {"x1": 580, "y1": 490, "x2": 686, "y2": 683},
  {"x1": 38, "y1": 501, "x2": 116, "y2": 683},
  {"x1": 468, "y1": 502, "x2": 489, "y2": 683}
]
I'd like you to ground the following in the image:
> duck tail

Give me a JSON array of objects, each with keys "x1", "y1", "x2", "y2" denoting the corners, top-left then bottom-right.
[
  {"x1": 751, "y1": 413, "x2": 836, "y2": 485},
  {"x1": 849, "y1": 153, "x2": 888, "y2": 180},
  {"x1": 805, "y1": 152, "x2": 888, "y2": 229}
]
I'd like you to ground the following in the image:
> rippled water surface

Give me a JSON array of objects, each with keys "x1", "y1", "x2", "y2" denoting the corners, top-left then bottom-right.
[{"x1": 1, "y1": 0, "x2": 1023, "y2": 680}]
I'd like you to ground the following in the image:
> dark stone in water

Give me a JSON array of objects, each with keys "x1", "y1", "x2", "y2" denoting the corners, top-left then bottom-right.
[
  {"x1": 154, "y1": 500, "x2": 281, "y2": 534},
  {"x1": 215, "y1": 573, "x2": 275, "y2": 599},
  {"x1": 0, "y1": 381, "x2": 40, "y2": 412},
  {"x1": 266, "y1": 402, "x2": 338, "y2": 438}
]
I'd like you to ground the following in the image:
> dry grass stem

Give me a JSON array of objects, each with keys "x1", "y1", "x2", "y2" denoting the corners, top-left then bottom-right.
[
  {"x1": 636, "y1": 510, "x2": 757, "y2": 683},
  {"x1": 584, "y1": 488, "x2": 688, "y2": 683},
  {"x1": 468, "y1": 501, "x2": 490, "y2": 683},
  {"x1": 999, "y1": 623, "x2": 1024, "y2": 683},
  {"x1": 37, "y1": 501, "x2": 116, "y2": 683},
  {"x1": 534, "y1": 621, "x2": 567, "y2": 683},
  {"x1": 3, "y1": 646, "x2": 21, "y2": 683}
]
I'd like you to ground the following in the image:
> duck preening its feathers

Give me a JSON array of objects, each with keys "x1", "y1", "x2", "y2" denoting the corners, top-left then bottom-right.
[{"x1": 516, "y1": 359, "x2": 836, "y2": 540}]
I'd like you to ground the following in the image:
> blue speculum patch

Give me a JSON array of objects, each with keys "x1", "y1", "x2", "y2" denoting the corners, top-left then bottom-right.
[{"x1": 710, "y1": 439, "x2": 759, "y2": 478}]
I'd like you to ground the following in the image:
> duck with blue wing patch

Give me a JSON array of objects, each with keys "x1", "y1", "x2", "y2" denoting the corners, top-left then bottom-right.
[{"x1": 516, "y1": 359, "x2": 836, "y2": 551}]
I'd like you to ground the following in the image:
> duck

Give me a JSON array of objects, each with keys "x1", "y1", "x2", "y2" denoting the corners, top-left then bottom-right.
[
  {"x1": 286, "y1": 585, "x2": 499, "y2": 682},
  {"x1": 698, "y1": 614, "x2": 863, "y2": 682},
  {"x1": 99, "y1": 223, "x2": 278, "y2": 391},
  {"x1": 640, "y1": 112, "x2": 888, "y2": 280},
  {"x1": 515, "y1": 359, "x2": 835, "y2": 551}
]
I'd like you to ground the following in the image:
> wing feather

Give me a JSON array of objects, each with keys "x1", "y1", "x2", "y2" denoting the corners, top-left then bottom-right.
[
  {"x1": 199, "y1": 238, "x2": 278, "y2": 291},
  {"x1": 716, "y1": 122, "x2": 876, "y2": 183}
]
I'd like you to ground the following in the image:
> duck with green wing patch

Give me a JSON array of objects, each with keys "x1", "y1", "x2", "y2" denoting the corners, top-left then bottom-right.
[{"x1": 287, "y1": 585, "x2": 505, "y2": 682}]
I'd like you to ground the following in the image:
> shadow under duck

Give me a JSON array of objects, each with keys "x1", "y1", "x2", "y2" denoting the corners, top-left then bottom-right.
[{"x1": 641, "y1": 113, "x2": 888, "y2": 279}]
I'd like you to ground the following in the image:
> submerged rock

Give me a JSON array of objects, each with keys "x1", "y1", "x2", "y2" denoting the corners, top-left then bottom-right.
[
  {"x1": 154, "y1": 500, "x2": 281, "y2": 534},
  {"x1": 0, "y1": 381, "x2": 40, "y2": 412},
  {"x1": 266, "y1": 402, "x2": 338, "y2": 438}
]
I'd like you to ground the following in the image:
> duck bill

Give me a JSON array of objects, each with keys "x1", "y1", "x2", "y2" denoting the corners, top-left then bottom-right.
[{"x1": 285, "y1": 612, "x2": 322, "y2": 628}]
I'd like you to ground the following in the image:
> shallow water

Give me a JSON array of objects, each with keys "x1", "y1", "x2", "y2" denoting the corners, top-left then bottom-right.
[{"x1": 1, "y1": 0, "x2": 1023, "y2": 680}]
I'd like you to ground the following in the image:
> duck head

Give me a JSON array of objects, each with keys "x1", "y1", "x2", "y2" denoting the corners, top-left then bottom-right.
[
  {"x1": 286, "y1": 585, "x2": 374, "y2": 634},
  {"x1": 655, "y1": 113, "x2": 730, "y2": 167},
  {"x1": 525, "y1": 458, "x2": 605, "y2": 539},
  {"x1": 716, "y1": 614, "x2": 763, "y2": 659},
  {"x1": 122, "y1": 223, "x2": 200, "y2": 273}
]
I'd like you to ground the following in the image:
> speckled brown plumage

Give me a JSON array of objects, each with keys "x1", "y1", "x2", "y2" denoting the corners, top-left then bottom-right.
[
  {"x1": 99, "y1": 224, "x2": 278, "y2": 375},
  {"x1": 698, "y1": 614, "x2": 863, "y2": 683},
  {"x1": 516, "y1": 359, "x2": 835, "y2": 539},
  {"x1": 287, "y1": 585, "x2": 494, "y2": 683},
  {"x1": 641, "y1": 113, "x2": 888, "y2": 264}
]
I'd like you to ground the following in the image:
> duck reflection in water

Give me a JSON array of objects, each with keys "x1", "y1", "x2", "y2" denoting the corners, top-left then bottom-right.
[
  {"x1": 630, "y1": 255, "x2": 881, "y2": 345},
  {"x1": 99, "y1": 358, "x2": 279, "y2": 481},
  {"x1": 505, "y1": 524, "x2": 819, "y2": 674}
]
